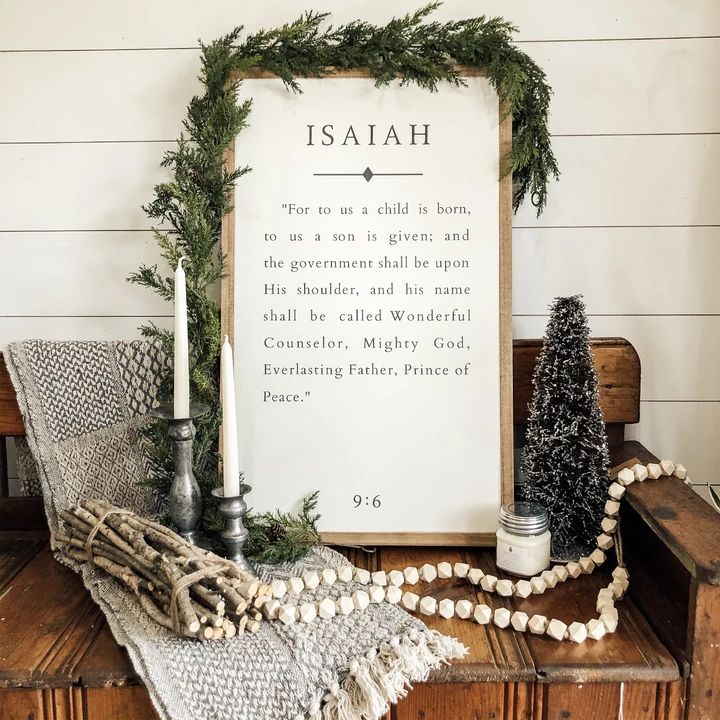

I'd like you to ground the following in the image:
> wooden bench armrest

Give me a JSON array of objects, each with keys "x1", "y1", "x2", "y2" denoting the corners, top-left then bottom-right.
[{"x1": 620, "y1": 441, "x2": 720, "y2": 585}]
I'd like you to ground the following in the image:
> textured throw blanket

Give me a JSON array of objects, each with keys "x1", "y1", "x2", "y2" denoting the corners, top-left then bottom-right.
[{"x1": 6, "y1": 340, "x2": 465, "y2": 720}]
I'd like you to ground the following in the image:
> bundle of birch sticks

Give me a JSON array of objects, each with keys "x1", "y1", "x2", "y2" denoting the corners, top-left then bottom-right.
[{"x1": 57, "y1": 499, "x2": 271, "y2": 640}]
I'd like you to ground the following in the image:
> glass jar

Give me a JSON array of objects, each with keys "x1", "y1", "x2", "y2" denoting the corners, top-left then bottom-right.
[{"x1": 496, "y1": 502, "x2": 551, "y2": 577}]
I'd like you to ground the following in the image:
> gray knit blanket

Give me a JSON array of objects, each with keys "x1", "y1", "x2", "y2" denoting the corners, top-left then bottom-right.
[{"x1": 6, "y1": 340, "x2": 465, "y2": 720}]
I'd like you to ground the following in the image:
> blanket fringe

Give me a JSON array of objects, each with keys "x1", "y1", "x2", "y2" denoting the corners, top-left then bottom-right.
[{"x1": 297, "y1": 628, "x2": 468, "y2": 720}]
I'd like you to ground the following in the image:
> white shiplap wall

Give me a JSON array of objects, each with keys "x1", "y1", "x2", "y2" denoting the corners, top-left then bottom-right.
[{"x1": 2, "y1": 1, "x2": 720, "y2": 502}]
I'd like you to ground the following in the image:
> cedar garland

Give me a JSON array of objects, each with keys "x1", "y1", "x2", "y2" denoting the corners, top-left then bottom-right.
[{"x1": 129, "y1": 4, "x2": 558, "y2": 559}]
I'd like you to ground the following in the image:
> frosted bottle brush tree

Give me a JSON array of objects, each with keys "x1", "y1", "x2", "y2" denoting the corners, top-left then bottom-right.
[{"x1": 520, "y1": 295, "x2": 610, "y2": 558}]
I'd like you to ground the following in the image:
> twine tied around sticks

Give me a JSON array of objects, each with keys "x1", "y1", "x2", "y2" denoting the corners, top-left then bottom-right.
[
  {"x1": 169, "y1": 562, "x2": 231, "y2": 635},
  {"x1": 84, "y1": 507, "x2": 135, "y2": 562}
]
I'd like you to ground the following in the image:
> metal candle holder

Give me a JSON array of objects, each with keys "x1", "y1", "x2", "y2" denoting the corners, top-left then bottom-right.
[
  {"x1": 211, "y1": 482, "x2": 254, "y2": 573},
  {"x1": 150, "y1": 402, "x2": 209, "y2": 545}
]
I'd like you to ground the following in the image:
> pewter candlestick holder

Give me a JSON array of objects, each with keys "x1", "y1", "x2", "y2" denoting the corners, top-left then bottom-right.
[
  {"x1": 150, "y1": 402, "x2": 209, "y2": 545},
  {"x1": 211, "y1": 481, "x2": 254, "y2": 573}
]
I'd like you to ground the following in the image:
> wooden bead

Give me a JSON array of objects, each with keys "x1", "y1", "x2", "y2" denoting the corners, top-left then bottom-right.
[
  {"x1": 612, "y1": 566, "x2": 629, "y2": 582},
  {"x1": 541, "y1": 570, "x2": 558, "y2": 589},
  {"x1": 566, "y1": 562, "x2": 582, "y2": 579},
  {"x1": 437, "y1": 562, "x2": 453, "y2": 579},
  {"x1": 617, "y1": 468, "x2": 635, "y2": 486},
  {"x1": 455, "y1": 599, "x2": 474, "y2": 619},
  {"x1": 263, "y1": 599, "x2": 281, "y2": 620},
  {"x1": 493, "y1": 607, "x2": 511, "y2": 628},
  {"x1": 597, "y1": 597, "x2": 615, "y2": 614},
  {"x1": 514, "y1": 579, "x2": 533, "y2": 598},
  {"x1": 546, "y1": 619, "x2": 568, "y2": 641},
  {"x1": 473, "y1": 604, "x2": 492, "y2": 624},
  {"x1": 337, "y1": 596, "x2": 355, "y2": 616},
  {"x1": 351, "y1": 590, "x2": 369, "y2": 612},
  {"x1": 302, "y1": 570, "x2": 320, "y2": 590},
  {"x1": 278, "y1": 604, "x2": 297, "y2": 625},
  {"x1": 438, "y1": 598, "x2": 455, "y2": 619},
  {"x1": 608, "y1": 482, "x2": 625, "y2": 500},
  {"x1": 604, "y1": 499, "x2": 620, "y2": 517},
  {"x1": 353, "y1": 568, "x2": 371, "y2": 585},
  {"x1": 371, "y1": 571, "x2": 387, "y2": 586},
  {"x1": 270, "y1": 579, "x2": 288, "y2": 599},
  {"x1": 579, "y1": 557, "x2": 595, "y2": 574},
  {"x1": 597, "y1": 533, "x2": 614, "y2": 550},
  {"x1": 368, "y1": 586, "x2": 385, "y2": 603},
  {"x1": 601, "y1": 517, "x2": 618, "y2": 534},
  {"x1": 385, "y1": 586, "x2": 402, "y2": 605},
  {"x1": 321, "y1": 568, "x2": 337, "y2": 586},
  {"x1": 528, "y1": 614, "x2": 548, "y2": 635},
  {"x1": 288, "y1": 577, "x2": 305, "y2": 595},
  {"x1": 684, "y1": 475, "x2": 693, "y2": 486},
  {"x1": 673, "y1": 463, "x2": 687, "y2": 480},
  {"x1": 419, "y1": 596, "x2": 437, "y2": 616},
  {"x1": 589, "y1": 548, "x2": 606, "y2": 566},
  {"x1": 660, "y1": 459, "x2": 675, "y2": 476},
  {"x1": 387, "y1": 570, "x2": 405, "y2": 587},
  {"x1": 402, "y1": 592, "x2": 419, "y2": 612},
  {"x1": 480, "y1": 575, "x2": 498, "y2": 592},
  {"x1": 337, "y1": 566, "x2": 353, "y2": 584},
  {"x1": 600, "y1": 612, "x2": 619, "y2": 633},
  {"x1": 419, "y1": 563, "x2": 437, "y2": 582},
  {"x1": 586, "y1": 618, "x2": 607, "y2": 640},
  {"x1": 553, "y1": 565, "x2": 569, "y2": 583},
  {"x1": 609, "y1": 580, "x2": 626, "y2": 600},
  {"x1": 317, "y1": 598, "x2": 336, "y2": 619},
  {"x1": 496, "y1": 579, "x2": 514, "y2": 597},
  {"x1": 403, "y1": 566, "x2": 420, "y2": 585},
  {"x1": 453, "y1": 562, "x2": 470, "y2": 578},
  {"x1": 530, "y1": 576, "x2": 547, "y2": 594},
  {"x1": 646, "y1": 463, "x2": 662, "y2": 479},
  {"x1": 510, "y1": 611, "x2": 529, "y2": 632},
  {"x1": 631, "y1": 463, "x2": 648, "y2": 482},
  {"x1": 468, "y1": 568, "x2": 484, "y2": 585},
  {"x1": 567, "y1": 621, "x2": 588, "y2": 643}
]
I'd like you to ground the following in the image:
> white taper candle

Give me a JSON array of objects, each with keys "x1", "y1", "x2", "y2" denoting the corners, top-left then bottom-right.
[
  {"x1": 221, "y1": 335, "x2": 240, "y2": 497},
  {"x1": 173, "y1": 257, "x2": 190, "y2": 419}
]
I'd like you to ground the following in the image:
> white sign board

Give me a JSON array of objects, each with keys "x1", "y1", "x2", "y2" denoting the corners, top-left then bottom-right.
[{"x1": 226, "y1": 71, "x2": 511, "y2": 544}]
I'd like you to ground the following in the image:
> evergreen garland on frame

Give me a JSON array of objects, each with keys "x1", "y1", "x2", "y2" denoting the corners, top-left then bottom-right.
[
  {"x1": 520, "y1": 296, "x2": 611, "y2": 559},
  {"x1": 129, "y1": 4, "x2": 558, "y2": 561}
]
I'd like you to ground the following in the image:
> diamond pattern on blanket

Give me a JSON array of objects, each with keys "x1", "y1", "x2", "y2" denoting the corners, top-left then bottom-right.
[
  {"x1": 56, "y1": 422, "x2": 156, "y2": 511},
  {"x1": 115, "y1": 341, "x2": 167, "y2": 416},
  {"x1": 23, "y1": 340, "x2": 124, "y2": 442}
]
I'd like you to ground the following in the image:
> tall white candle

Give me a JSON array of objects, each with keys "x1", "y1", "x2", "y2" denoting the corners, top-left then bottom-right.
[
  {"x1": 173, "y1": 257, "x2": 190, "y2": 419},
  {"x1": 221, "y1": 335, "x2": 240, "y2": 497}
]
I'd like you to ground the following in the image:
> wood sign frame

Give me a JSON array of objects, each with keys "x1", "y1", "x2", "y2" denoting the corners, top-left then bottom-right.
[{"x1": 221, "y1": 67, "x2": 512, "y2": 546}]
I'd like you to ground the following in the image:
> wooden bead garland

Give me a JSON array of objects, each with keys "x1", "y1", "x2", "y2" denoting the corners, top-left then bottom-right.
[{"x1": 260, "y1": 459, "x2": 688, "y2": 644}]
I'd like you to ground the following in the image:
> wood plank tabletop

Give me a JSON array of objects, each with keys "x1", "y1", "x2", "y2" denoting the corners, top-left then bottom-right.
[{"x1": 0, "y1": 535, "x2": 679, "y2": 690}]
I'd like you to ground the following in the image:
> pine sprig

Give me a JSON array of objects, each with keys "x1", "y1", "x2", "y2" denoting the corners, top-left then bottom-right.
[{"x1": 131, "y1": 4, "x2": 557, "y2": 563}]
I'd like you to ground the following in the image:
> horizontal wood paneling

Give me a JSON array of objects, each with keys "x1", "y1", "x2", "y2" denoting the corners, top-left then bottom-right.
[
  {"x1": 525, "y1": 38, "x2": 720, "y2": 135},
  {"x1": 514, "y1": 227, "x2": 720, "y2": 315},
  {"x1": 627, "y1": 403, "x2": 720, "y2": 488},
  {"x1": 2, "y1": 135, "x2": 719, "y2": 231},
  {"x1": 0, "y1": 143, "x2": 170, "y2": 230},
  {"x1": 0, "y1": 50, "x2": 201, "y2": 142},
  {"x1": 514, "y1": 315, "x2": 720, "y2": 401},
  {"x1": 0, "y1": 233, "x2": 166, "y2": 315},
  {"x1": 1, "y1": 0, "x2": 719, "y2": 50},
  {"x1": 513, "y1": 135, "x2": 720, "y2": 228},
  {"x1": 0, "y1": 316, "x2": 171, "y2": 343},
  {"x1": 2, "y1": 39, "x2": 719, "y2": 141}
]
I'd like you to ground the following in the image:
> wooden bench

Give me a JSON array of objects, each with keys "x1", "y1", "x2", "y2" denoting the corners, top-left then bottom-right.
[{"x1": 1, "y1": 339, "x2": 719, "y2": 720}]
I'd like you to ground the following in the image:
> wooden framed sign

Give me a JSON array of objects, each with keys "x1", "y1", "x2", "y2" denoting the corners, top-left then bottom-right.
[{"x1": 221, "y1": 68, "x2": 512, "y2": 545}]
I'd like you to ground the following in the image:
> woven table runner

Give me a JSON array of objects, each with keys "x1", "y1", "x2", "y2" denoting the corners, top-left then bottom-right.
[{"x1": 5, "y1": 340, "x2": 465, "y2": 720}]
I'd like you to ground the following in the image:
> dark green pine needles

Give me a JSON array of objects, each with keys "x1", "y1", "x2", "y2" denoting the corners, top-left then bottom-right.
[
  {"x1": 129, "y1": 4, "x2": 558, "y2": 563},
  {"x1": 520, "y1": 296, "x2": 611, "y2": 559}
]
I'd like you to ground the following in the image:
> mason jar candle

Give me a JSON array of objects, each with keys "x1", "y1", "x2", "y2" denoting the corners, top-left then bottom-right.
[{"x1": 496, "y1": 502, "x2": 551, "y2": 577}]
